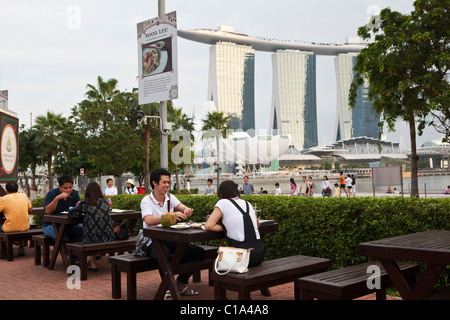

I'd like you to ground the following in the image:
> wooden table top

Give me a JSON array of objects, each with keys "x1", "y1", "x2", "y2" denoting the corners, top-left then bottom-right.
[
  {"x1": 143, "y1": 219, "x2": 279, "y2": 243},
  {"x1": 359, "y1": 229, "x2": 450, "y2": 265}
]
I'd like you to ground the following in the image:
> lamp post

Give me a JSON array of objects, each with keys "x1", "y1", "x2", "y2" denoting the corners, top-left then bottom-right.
[{"x1": 159, "y1": 0, "x2": 169, "y2": 169}]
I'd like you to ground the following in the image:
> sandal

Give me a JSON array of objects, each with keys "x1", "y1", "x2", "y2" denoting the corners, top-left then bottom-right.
[
  {"x1": 180, "y1": 286, "x2": 199, "y2": 296},
  {"x1": 164, "y1": 290, "x2": 172, "y2": 300}
]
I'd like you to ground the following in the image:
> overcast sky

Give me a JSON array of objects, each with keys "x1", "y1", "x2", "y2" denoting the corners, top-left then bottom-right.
[{"x1": 0, "y1": 0, "x2": 443, "y2": 149}]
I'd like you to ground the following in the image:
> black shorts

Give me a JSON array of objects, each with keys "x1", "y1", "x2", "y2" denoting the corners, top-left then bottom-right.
[{"x1": 340, "y1": 184, "x2": 346, "y2": 189}]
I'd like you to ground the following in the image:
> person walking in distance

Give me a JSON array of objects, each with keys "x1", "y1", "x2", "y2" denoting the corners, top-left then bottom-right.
[{"x1": 339, "y1": 171, "x2": 347, "y2": 197}]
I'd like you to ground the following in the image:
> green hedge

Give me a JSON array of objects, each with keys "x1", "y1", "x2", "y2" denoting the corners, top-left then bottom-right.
[{"x1": 32, "y1": 195, "x2": 450, "y2": 290}]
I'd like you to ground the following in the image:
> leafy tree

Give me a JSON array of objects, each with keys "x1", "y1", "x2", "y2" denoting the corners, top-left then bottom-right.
[
  {"x1": 18, "y1": 125, "x2": 39, "y2": 190},
  {"x1": 202, "y1": 111, "x2": 232, "y2": 190},
  {"x1": 170, "y1": 107, "x2": 195, "y2": 193},
  {"x1": 349, "y1": 0, "x2": 449, "y2": 197},
  {"x1": 33, "y1": 111, "x2": 68, "y2": 189},
  {"x1": 71, "y1": 78, "x2": 145, "y2": 193}
]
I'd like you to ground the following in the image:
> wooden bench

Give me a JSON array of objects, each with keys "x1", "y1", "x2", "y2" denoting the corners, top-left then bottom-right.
[
  {"x1": 66, "y1": 236, "x2": 138, "y2": 280},
  {"x1": 0, "y1": 229, "x2": 43, "y2": 261},
  {"x1": 295, "y1": 260, "x2": 419, "y2": 300},
  {"x1": 210, "y1": 255, "x2": 331, "y2": 300},
  {"x1": 108, "y1": 245, "x2": 218, "y2": 300},
  {"x1": 32, "y1": 234, "x2": 55, "y2": 267}
]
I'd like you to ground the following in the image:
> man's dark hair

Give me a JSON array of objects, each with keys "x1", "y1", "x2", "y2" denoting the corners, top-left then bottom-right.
[
  {"x1": 150, "y1": 168, "x2": 171, "y2": 190},
  {"x1": 5, "y1": 181, "x2": 18, "y2": 193},
  {"x1": 58, "y1": 176, "x2": 73, "y2": 186},
  {"x1": 106, "y1": 178, "x2": 113, "y2": 183},
  {"x1": 217, "y1": 180, "x2": 240, "y2": 200},
  {"x1": 207, "y1": 178, "x2": 213, "y2": 183}
]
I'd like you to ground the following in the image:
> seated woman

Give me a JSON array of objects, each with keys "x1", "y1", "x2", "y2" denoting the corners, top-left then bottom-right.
[
  {"x1": 68, "y1": 181, "x2": 115, "y2": 271},
  {"x1": 205, "y1": 180, "x2": 264, "y2": 268}
]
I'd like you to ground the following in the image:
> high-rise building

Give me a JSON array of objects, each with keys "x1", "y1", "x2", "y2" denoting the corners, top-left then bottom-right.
[
  {"x1": 334, "y1": 51, "x2": 380, "y2": 141},
  {"x1": 207, "y1": 40, "x2": 255, "y2": 131},
  {"x1": 270, "y1": 50, "x2": 317, "y2": 151}
]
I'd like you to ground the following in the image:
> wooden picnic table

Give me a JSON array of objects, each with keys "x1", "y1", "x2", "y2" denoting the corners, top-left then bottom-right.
[
  {"x1": 42, "y1": 209, "x2": 141, "y2": 270},
  {"x1": 143, "y1": 219, "x2": 279, "y2": 300},
  {"x1": 359, "y1": 229, "x2": 450, "y2": 300}
]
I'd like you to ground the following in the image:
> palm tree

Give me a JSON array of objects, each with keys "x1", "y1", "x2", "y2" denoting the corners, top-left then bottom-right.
[
  {"x1": 33, "y1": 111, "x2": 68, "y2": 189},
  {"x1": 170, "y1": 108, "x2": 195, "y2": 193},
  {"x1": 84, "y1": 76, "x2": 121, "y2": 135},
  {"x1": 202, "y1": 111, "x2": 232, "y2": 190}
]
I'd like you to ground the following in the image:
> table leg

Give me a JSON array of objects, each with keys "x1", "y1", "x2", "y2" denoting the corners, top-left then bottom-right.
[
  {"x1": 48, "y1": 222, "x2": 67, "y2": 270},
  {"x1": 380, "y1": 259, "x2": 445, "y2": 300},
  {"x1": 408, "y1": 264, "x2": 445, "y2": 300},
  {"x1": 153, "y1": 240, "x2": 188, "y2": 300}
]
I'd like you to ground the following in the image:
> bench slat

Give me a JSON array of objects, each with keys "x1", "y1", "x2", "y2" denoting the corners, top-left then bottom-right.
[
  {"x1": 296, "y1": 260, "x2": 419, "y2": 299},
  {"x1": 108, "y1": 245, "x2": 218, "y2": 300},
  {"x1": 211, "y1": 255, "x2": 331, "y2": 300}
]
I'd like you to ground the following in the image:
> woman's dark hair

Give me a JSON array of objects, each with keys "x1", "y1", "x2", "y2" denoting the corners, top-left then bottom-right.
[
  {"x1": 218, "y1": 180, "x2": 240, "y2": 200},
  {"x1": 84, "y1": 182, "x2": 104, "y2": 206},
  {"x1": 290, "y1": 178, "x2": 296, "y2": 186},
  {"x1": 323, "y1": 175, "x2": 328, "y2": 180},
  {"x1": 150, "y1": 168, "x2": 171, "y2": 190}
]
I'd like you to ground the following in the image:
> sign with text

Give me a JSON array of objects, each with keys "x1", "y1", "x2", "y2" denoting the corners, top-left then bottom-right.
[
  {"x1": 0, "y1": 111, "x2": 18, "y2": 182},
  {"x1": 137, "y1": 11, "x2": 178, "y2": 105}
]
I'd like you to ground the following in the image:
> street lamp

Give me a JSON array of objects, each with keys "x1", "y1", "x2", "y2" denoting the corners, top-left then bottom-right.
[{"x1": 136, "y1": 110, "x2": 172, "y2": 135}]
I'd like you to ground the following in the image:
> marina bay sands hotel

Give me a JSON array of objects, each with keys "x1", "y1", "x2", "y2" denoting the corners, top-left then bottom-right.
[{"x1": 178, "y1": 26, "x2": 380, "y2": 151}]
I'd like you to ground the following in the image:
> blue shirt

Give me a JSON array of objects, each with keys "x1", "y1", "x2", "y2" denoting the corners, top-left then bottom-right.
[
  {"x1": 243, "y1": 182, "x2": 254, "y2": 195},
  {"x1": 43, "y1": 188, "x2": 81, "y2": 226}
]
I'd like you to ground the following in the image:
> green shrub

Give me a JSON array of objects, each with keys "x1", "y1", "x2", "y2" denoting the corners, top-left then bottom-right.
[{"x1": 32, "y1": 194, "x2": 450, "y2": 291}]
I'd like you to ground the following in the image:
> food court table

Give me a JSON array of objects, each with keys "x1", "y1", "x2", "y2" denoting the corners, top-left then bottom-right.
[
  {"x1": 42, "y1": 209, "x2": 141, "y2": 270},
  {"x1": 143, "y1": 220, "x2": 278, "y2": 300},
  {"x1": 359, "y1": 229, "x2": 450, "y2": 300}
]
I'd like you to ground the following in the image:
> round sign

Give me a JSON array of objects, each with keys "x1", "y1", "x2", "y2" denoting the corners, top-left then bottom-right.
[{"x1": 1, "y1": 124, "x2": 17, "y2": 174}]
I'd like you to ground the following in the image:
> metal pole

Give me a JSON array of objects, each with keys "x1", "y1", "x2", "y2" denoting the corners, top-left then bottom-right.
[{"x1": 158, "y1": 0, "x2": 169, "y2": 169}]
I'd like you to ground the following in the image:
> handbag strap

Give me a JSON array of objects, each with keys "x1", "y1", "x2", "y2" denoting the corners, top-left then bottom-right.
[
  {"x1": 228, "y1": 199, "x2": 257, "y2": 242},
  {"x1": 214, "y1": 254, "x2": 239, "y2": 276}
]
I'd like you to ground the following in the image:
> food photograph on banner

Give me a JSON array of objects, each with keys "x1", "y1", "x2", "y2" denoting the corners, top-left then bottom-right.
[
  {"x1": 137, "y1": 11, "x2": 178, "y2": 105},
  {"x1": 0, "y1": 111, "x2": 18, "y2": 182}
]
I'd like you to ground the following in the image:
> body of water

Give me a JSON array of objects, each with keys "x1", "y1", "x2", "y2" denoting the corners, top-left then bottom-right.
[{"x1": 190, "y1": 174, "x2": 450, "y2": 196}]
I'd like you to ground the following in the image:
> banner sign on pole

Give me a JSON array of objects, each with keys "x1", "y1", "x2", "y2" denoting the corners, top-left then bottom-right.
[
  {"x1": 0, "y1": 111, "x2": 18, "y2": 182},
  {"x1": 137, "y1": 11, "x2": 178, "y2": 105}
]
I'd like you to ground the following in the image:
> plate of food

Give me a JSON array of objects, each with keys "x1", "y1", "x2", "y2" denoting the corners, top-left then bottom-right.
[
  {"x1": 170, "y1": 224, "x2": 190, "y2": 229},
  {"x1": 142, "y1": 41, "x2": 168, "y2": 76}
]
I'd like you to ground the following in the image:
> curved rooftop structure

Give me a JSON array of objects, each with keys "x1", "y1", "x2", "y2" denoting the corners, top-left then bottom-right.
[{"x1": 177, "y1": 28, "x2": 367, "y2": 56}]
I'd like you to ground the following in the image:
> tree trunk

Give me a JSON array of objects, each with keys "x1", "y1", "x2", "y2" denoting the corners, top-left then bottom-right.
[
  {"x1": 216, "y1": 133, "x2": 221, "y2": 191},
  {"x1": 175, "y1": 163, "x2": 180, "y2": 193},
  {"x1": 408, "y1": 110, "x2": 419, "y2": 197},
  {"x1": 116, "y1": 173, "x2": 123, "y2": 195},
  {"x1": 144, "y1": 118, "x2": 151, "y2": 193},
  {"x1": 47, "y1": 152, "x2": 54, "y2": 190}
]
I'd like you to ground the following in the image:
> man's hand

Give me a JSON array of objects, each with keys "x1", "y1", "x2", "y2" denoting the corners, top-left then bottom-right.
[
  {"x1": 183, "y1": 207, "x2": 193, "y2": 218},
  {"x1": 58, "y1": 193, "x2": 70, "y2": 201}
]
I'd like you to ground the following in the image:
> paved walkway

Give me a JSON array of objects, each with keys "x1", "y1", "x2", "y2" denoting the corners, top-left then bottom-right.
[{"x1": 0, "y1": 244, "x2": 402, "y2": 301}]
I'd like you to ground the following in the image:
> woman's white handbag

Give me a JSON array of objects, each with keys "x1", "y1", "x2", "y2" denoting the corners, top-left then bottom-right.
[{"x1": 214, "y1": 246, "x2": 251, "y2": 275}]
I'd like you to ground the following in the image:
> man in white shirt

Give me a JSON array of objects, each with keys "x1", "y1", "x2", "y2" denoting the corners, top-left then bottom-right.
[
  {"x1": 345, "y1": 174, "x2": 354, "y2": 197},
  {"x1": 104, "y1": 178, "x2": 118, "y2": 196},
  {"x1": 140, "y1": 168, "x2": 204, "y2": 299},
  {"x1": 275, "y1": 183, "x2": 282, "y2": 195}
]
